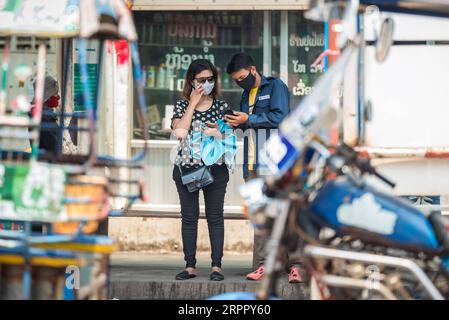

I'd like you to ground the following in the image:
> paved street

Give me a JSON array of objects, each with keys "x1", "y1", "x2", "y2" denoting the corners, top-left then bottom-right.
[{"x1": 109, "y1": 252, "x2": 308, "y2": 300}]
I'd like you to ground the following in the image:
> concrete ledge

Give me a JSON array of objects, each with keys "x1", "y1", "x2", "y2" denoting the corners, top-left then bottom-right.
[
  {"x1": 128, "y1": 204, "x2": 244, "y2": 216},
  {"x1": 108, "y1": 217, "x2": 254, "y2": 253},
  {"x1": 110, "y1": 273, "x2": 307, "y2": 300},
  {"x1": 124, "y1": 203, "x2": 245, "y2": 220},
  {"x1": 109, "y1": 252, "x2": 308, "y2": 300}
]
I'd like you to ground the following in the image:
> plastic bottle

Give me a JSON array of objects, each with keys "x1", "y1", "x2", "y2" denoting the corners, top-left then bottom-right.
[
  {"x1": 166, "y1": 66, "x2": 175, "y2": 91},
  {"x1": 147, "y1": 66, "x2": 156, "y2": 88},
  {"x1": 156, "y1": 64, "x2": 167, "y2": 89}
]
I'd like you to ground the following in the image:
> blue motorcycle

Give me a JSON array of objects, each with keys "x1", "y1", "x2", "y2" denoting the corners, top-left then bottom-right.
[
  {"x1": 211, "y1": 0, "x2": 449, "y2": 300},
  {"x1": 240, "y1": 141, "x2": 449, "y2": 300}
]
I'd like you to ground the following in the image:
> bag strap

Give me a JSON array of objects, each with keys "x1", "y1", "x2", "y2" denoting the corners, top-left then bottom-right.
[
  {"x1": 177, "y1": 160, "x2": 210, "y2": 176},
  {"x1": 177, "y1": 164, "x2": 184, "y2": 176}
]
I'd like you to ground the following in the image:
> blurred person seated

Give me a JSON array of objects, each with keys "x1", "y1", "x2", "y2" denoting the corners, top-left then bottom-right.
[{"x1": 28, "y1": 75, "x2": 60, "y2": 156}]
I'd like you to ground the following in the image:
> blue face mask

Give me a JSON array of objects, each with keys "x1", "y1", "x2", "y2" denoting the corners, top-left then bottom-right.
[{"x1": 202, "y1": 80, "x2": 215, "y2": 95}]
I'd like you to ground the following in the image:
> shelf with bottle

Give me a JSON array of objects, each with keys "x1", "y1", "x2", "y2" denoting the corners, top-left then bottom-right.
[
  {"x1": 141, "y1": 64, "x2": 243, "y2": 94},
  {"x1": 138, "y1": 21, "x2": 245, "y2": 28},
  {"x1": 143, "y1": 87, "x2": 242, "y2": 93},
  {"x1": 136, "y1": 22, "x2": 262, "y2": 47},
  {"x1": 135, "y1": 13, "x2": 247, "y2": 30},
  {"x1": 138, "y1": 43, "x2": 262, "y2": 50},
  {"x1": 135, "y1": 11, "x2": 248, "y2": 23}
]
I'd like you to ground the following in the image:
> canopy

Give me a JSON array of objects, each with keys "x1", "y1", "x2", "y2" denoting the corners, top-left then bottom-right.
[
  {"x1": 359, "y1": 0, "x2": 449, "y2": 17},
  {"x1": 0, "y1": 0, "x2": 137, "y2": 40}
]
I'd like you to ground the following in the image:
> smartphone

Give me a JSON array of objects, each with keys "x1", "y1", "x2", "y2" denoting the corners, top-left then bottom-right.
[{"x1": 224, "y1": 109, "x2": 237, "y2": 117}]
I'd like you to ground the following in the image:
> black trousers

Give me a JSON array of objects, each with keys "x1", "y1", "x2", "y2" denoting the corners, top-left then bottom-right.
[{"x1": 173, "y1": 164, "x2": 229, "y2": 268}]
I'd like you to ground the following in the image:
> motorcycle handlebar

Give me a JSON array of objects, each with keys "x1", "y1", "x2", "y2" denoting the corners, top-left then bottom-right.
[
  {"x1": 333, "y1": 144, "x2": 396, "y2": 189},
  {"x1": 373, "y1": 170, "x2": 396, "y2": 188}
]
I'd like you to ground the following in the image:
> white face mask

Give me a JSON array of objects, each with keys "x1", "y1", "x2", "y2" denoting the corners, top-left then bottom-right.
[{"x1": 201, "y1": 80, "x2": 215, "y2": 96}]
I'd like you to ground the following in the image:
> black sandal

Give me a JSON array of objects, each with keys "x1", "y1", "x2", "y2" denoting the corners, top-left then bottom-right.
[
  {"x1": 175, "y1": 270, "x2": 196, "y2": 280},
  {"x1": 210, "y1": 271, "x2": 224, "y2": 281}
]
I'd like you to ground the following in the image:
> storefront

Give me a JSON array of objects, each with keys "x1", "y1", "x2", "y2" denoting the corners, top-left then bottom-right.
[{"x1": 129, "y1": 0, "x2": 326, "y2": 215}]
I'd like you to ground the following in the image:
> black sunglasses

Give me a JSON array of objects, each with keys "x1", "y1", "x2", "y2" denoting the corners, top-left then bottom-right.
[{"x1": 194, "y1": 76, "x2": 215, "y2": 84}]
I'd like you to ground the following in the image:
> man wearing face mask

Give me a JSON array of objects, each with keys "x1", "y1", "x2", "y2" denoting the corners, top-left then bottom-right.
[
  {"x1": 225, "y1": 53, "x2": 302, "y2": 283},
  {"x1": 225, "y1": 53, "x2": 290, "y2": 179}
]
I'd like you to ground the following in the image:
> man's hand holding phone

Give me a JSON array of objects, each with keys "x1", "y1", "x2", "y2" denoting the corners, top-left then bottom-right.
[{"x1": 224, "y1": 111, "x2": 249, "y2": 127}]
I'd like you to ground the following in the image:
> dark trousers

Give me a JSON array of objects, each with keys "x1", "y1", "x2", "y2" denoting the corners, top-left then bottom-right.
[
  {"x1": 246, "y1": 171, "x2": 300, "y2": 271},
  {"x1": 173, "y1": 164, "x2": 229, "y2": 269},
  {"x1": 253, "y1": 234, "x2": 301, "y2": 268}
]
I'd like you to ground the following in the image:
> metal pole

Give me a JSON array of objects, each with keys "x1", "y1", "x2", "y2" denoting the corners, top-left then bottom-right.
[
  {"x1": 280, "y1": 11, "x2": 289, "y2": 85},
  {"x1": 263, "y1": 10, "x2": 272, "y2": 76},
  {"x1": 357, "y1": 13, "x2": 366, "y2": 145}
]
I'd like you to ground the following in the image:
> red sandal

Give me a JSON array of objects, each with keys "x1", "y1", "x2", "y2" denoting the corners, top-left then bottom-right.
[
  {"x1": 246, "y1": 265, "x2": 265, "y2": 281},
  {"x1": 288, "y1": 266, "x2": 303, "y2": 283}
]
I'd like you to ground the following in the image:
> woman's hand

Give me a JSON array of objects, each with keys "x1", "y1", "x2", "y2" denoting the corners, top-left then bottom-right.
[
  {"x1": 189, "y1": 85, "x2": 204, "y2": 108},
  {"x1": 202, "y1": 122, "x2": 222, "y2": 139},
  {"x1": 173, "y1": 126, "x2": 189, "y2": 140},
  {"x1": 172, "y1": 87, "x2": 204, "y2": 133}
]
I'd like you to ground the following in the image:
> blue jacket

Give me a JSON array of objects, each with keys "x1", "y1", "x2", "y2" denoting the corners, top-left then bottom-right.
[{"x1": 238, "y1": 75, "x2": 290, "y2": 178}]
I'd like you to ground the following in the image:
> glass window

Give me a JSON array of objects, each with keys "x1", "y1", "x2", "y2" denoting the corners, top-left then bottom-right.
[
  {"x1": 133, "y1": 11, "x2": 264, "y2": 140},
  {"x1": 0, "y1": 36, "x2": 58, "y2": 152},
  {"x1": 287, "y1": 11, "x2": 325, "y2": 110},
  {"x1": 270, "y1": 11, "x2": 281, "y2": 78},
  {"x1": 0, "y1": 36, "x2": 58, "y2": 109}
]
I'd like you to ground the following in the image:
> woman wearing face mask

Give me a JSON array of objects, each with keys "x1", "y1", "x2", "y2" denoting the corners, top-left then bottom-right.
[{"x1": 171, "y1": 59, "x2": 232, "y2": 281}]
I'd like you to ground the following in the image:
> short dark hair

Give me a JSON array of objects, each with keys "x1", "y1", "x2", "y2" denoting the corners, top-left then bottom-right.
[
  {"x1": 226, "y1": 52, "x2": 256, "y2": 74},
  {"x1": 182, "y1": 59, "x2": 220, "y2": 101}
]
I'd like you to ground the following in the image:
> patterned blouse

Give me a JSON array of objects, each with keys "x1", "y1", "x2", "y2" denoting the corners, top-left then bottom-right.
[{"x1": 172, "y1": 99, "x2": 230, "y2": 169}]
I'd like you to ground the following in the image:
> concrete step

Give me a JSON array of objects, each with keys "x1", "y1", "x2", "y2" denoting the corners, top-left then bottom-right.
[
  {"x1": 109, "y1": 252, "x2": 308, "y2": 300},
  {"x1": 108, "y1": 217, "x2": 254, "y2": 253}
]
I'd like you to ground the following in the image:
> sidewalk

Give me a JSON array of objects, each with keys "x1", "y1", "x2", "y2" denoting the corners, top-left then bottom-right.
[{"x1": 109, "y1": 252, "x2": 308, "y2": 300}]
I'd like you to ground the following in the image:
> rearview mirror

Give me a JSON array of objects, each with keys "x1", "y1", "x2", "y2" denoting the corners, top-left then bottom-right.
[{"x1": 375, "y1": 17, "x2": 394, "y2": 62}]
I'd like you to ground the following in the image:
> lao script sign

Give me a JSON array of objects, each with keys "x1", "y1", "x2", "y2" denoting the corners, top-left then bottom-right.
[{"x1": 0, "y1": 163, "x2": 67, "y2": 222}]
